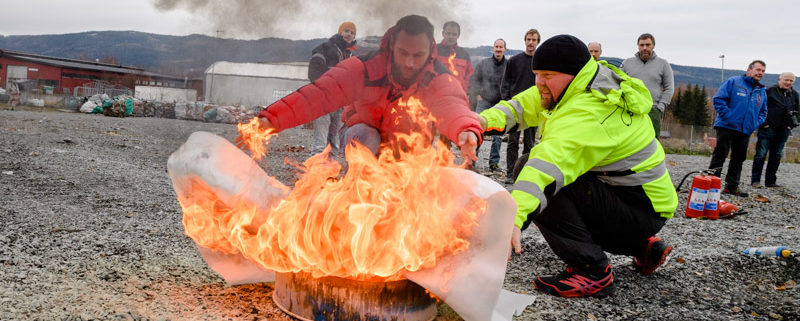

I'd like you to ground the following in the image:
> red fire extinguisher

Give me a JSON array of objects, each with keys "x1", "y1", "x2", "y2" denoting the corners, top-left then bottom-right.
[
  {"x1": 704, "y1": 175, "x2": 721, "y2": 220},
  {"x1": 685, "y1": 174, "x2": 711, "y2": 218}
]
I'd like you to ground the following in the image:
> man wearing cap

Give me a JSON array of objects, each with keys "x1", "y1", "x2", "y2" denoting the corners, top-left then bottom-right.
[
  {"x1": 478, "y1": 35, "x2": 678, "y2": 298},
  {"x1": 308, "y1": 22, "x2": 358, "y2": 156}
]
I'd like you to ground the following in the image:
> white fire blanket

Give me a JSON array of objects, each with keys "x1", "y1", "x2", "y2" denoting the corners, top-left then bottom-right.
[{"x1": 167, "y1": 132, "x2": 534, "y2": 321}]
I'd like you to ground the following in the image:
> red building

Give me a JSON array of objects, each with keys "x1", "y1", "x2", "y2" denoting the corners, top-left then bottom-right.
[{"x1": 0, "y1": 49, "x2": 202, "y2": 96}]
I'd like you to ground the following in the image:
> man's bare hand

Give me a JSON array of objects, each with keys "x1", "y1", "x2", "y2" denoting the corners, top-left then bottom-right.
[
  {"x1": 475, "y1": 113, "x2": 488, "y2": 131},
  {"x1": 234, "y1": 117, "x2": 274, "y2": 150},
  {"x1": 508, "y1": 226, "x2": 522, "y2": 260},
  {"x1": 457, "y1": 131, "x2": 478, "y2": 165}
]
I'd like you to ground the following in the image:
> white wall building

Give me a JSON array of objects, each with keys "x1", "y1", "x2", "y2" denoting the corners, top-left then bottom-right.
[
  {"x1": 134, "y1": 85, "x2": 197, "y2": 103},
  {"x1": 204, "y1": 61, "x2": 309, "y2": 108}
]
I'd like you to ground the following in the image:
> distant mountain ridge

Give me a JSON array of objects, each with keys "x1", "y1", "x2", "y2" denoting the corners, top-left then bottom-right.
[{"x1": 0, "y1": 30, "x2": 780, "y2": 88}]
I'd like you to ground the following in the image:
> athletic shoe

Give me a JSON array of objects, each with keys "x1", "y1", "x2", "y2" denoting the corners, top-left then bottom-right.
[
  {"x1": 765, "y1": 183, "x2": 782, "y2": 188},
  {"x1": 750, "y1": 183, "x2": 763, "y2": 188},
  {"x1": 533, "y1": 265, "x2": 615, "y2": 298},
  {"x1": 633, "y1": 236, "x2": 673, "y2": 275},
  {"x1": 489, "y1": 163, "x2": 500, "y2": 172}
]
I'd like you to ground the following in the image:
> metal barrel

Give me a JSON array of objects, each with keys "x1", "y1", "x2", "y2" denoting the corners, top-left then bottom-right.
[{"x1": 273, "y1": 272, "x2": 437, "y2": 321}]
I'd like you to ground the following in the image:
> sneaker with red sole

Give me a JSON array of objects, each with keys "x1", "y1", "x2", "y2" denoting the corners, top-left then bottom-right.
[
  {"x1": 533, "y1": 265, "x2": 615, "y2": 298},
  {"x1": 633, "y1": 236, "x2": 673, "y2": 275}
]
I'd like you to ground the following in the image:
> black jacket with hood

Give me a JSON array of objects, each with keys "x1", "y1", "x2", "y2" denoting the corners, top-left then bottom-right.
[
  {"x1": 469, "y1": 55, "x2": 507, "y2": 105},
  {"x1": 308, "y1": 34, "x2": 356, "y2": 82},
  {"x1": 764, "y1": 85, "x2": 800, "y2": 130}
]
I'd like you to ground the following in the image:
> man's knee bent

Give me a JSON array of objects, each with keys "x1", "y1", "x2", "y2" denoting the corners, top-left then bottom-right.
[{"x1": 342, "y1": 124, "x2": 381, "y2": 155}]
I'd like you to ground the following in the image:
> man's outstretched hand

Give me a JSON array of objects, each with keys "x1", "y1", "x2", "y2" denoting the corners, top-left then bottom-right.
[
  {"x1": 457, "y1": 131, "x2": 478, "y2": 165},
  {"x1": 234, "y1": 117, "x2": 274, "y2": 150},
  {"x1": 476, "y1": 112, "x2": 488, "y2": 131}
]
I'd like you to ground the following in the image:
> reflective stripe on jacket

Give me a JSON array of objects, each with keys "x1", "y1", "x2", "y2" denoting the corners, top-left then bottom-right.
[{"x1": 480, "y1": 60, "x2": 678, "y2": 229}]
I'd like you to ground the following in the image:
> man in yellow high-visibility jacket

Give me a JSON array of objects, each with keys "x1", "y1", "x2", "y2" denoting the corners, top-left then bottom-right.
[{"x1": 478, "y1": 35, "x2": 678, "y2": 298}]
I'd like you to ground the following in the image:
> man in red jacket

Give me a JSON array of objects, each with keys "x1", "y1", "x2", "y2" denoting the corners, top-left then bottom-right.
[
  {"x1": 247, "y1": 15, "x2": 481, "y2": 163},
  {"x1": 434, "y1": 21, "x2": 473, "y2": 95}
]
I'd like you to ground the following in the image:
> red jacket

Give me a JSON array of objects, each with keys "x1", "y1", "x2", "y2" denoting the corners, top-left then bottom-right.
[
  {"x1": 259, "y1": 27, "x2": 482, "y2": 148},
  {"x1": 433, "y1": 42, "x2": 473, "y2": 94}
]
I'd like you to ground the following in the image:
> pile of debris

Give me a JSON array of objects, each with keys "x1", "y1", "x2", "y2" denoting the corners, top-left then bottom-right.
[
  {"x1": 175, "y1": 102, "x2": 259, "y2": 124},
  {"x1": 75, "y1": 94, "x2": 259, "y2": 124}
]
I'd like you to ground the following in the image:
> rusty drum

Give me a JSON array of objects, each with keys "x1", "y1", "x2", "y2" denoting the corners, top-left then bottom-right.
[{"x1": 273, "y1": 272, "x2": 437, "y2": 321}]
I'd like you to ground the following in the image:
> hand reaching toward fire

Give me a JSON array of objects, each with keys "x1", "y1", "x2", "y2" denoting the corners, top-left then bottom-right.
[
  {"x1": 233, "y1": 117, "x2": 277, "y2": 160},
  {"x1": 457, "y1": 131, "x2": 478, "y2": 165},
  {"x1": 476, "y1": 113, "x2": 487, "y2": 131},
  {"x1": 509, "y1": 226, "x2": 522, "y2": 259},
  {"x1": 234, "y1": 117, "x2": 274, "y2": 150}
]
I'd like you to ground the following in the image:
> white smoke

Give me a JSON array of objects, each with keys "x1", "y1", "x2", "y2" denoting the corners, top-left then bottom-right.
[{"x1": 154, "y1": 0, "x2": 470, "y2": 40}]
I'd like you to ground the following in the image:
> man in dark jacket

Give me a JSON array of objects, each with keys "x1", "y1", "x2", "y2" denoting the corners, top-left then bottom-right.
[
  {"x1": 500, "y1": 29, "x2": 540, "y2": 183},
  {"x1": 309, "y1": 22, "x2": 357, "y2": 156},
  {"x1": 708, "y1": 60, "x2": 768, "y2": 196},
  {"x1": 751, "y1": 72, "x2": 799, "y2": 187},
  {"x1": 469, "y1": 38, "x2": 507, "y2": 172}
]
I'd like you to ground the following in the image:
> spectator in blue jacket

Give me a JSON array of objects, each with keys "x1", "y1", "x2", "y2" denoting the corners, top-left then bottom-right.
[{"x1": 708, "y1": 60, "x2": 768, "y2": 197}]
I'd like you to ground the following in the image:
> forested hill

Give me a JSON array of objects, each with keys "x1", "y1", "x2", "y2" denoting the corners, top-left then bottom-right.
[{"x1": 0, "y1": 31, "x2": 778, "y2": 87}]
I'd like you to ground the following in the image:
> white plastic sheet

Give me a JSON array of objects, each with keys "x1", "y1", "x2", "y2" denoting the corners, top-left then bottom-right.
[{"x1": 167, "y1": 132, "x2": 534, "y2": 321}]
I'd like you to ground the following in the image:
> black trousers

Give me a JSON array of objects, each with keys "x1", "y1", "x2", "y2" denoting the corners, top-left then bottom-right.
[
  {"x1": 531, "y1": 175, "x2": 666, "y2": 270},
  {"x1": 708, "y1": 127, "x2": 751, "y2": 190},
  {"x1": 507, "y1": 127, "x2": 536, "y2": 175}
]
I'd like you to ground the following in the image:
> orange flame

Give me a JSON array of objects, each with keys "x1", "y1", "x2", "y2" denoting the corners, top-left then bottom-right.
[
  {"x1": 179, "y1": 97, "x2": 486, "y2": 282},
  {"x1": 447, "y1": 52, "x2": 459, "y2": 78},
  {"x1": 235, "y1": 117, "x2": 277, "y2": 161}
]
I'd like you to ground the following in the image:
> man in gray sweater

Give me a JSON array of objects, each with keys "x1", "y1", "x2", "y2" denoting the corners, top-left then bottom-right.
[{"x1": 621, "y1": 33, "x2": 674, "y2": 138}]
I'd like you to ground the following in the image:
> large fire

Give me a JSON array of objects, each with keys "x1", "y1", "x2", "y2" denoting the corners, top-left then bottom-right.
[{"x1": 177, "y1": 97, "x2": 486, "y2": 282}]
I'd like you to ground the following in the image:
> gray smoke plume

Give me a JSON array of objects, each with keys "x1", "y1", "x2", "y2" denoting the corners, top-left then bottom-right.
[{"x1": 154, "y1": 0, "x2": 470, "y2": 40}]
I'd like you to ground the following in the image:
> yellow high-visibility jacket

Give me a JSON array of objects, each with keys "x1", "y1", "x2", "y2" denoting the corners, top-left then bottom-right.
[{"x1": 481, "y1": 60, "x2": 678, "y2": 229}]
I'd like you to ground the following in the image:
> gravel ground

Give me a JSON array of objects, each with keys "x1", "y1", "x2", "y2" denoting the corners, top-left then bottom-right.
[{"x1": 1, "y1": 108, "x2": 798, "y2": 321}]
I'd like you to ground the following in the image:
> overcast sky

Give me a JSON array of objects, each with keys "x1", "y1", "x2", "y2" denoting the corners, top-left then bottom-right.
[{"x1": 2, "y1": 0, "x2": 799, "y2": 79}]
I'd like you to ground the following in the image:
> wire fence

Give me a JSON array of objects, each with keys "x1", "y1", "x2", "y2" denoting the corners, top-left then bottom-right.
[
  {"x1": 73, "y1": 80, "x2": 133, "y2": 97},
  {"x1": 660, "y1": 122, "x2": 800, "y2": 163}
]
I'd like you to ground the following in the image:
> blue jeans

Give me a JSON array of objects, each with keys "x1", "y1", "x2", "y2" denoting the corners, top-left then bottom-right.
[
  {"x1": 476, "y1": 100, "x2": 502, "y2": 166},
  {"x1": 311, "y1": 109, "x2": 344, "y2": 155},
  {"x1": 340, "y1": 123, "x2": 381, "y2": 156},
  {"x1": 751, "y1": 127, "x2": 790, "y2": 185}
]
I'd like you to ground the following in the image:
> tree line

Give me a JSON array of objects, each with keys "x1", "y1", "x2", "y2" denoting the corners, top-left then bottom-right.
[{"x1": 665, "y1": 84, "x2": 712, "y2": 127}]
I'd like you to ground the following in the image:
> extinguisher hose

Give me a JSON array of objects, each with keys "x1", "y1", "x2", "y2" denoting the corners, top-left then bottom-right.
[{"x1": 675, "y1": 167, "x2": 723, "y2": 192}]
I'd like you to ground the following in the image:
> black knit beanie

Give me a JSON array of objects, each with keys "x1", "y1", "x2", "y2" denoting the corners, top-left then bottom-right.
[{"x1": 531, "y1": 34, "x2": 590, "y2": 76}]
